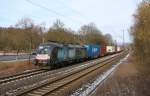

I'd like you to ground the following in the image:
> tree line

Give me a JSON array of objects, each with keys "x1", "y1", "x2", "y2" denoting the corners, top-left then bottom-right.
[
  {"x1": 0, "y1": 18, "x2": 114, "y2": 52},
  {"x1": 131, "y1": 0, "x2": 150, "y2": 71}
]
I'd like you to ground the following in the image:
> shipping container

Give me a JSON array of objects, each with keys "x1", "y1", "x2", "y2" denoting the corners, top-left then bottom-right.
[
  {"x1": 84, "y1": 44, "x2": 100, "y2": 58},
  {"x1": 106, "y1": 46, "x2": 115, "y2": 54},
  {"x1": 100, "y1": 45, "x2": 107, "y2": 56}
]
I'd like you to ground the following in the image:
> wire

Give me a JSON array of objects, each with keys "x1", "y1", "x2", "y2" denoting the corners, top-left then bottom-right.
[
  {"x1": 57, "y1": 0, "x2": 92, "y2": 22},
  {"x1": 59, "y1": 0, "x2": 94, "y2": 21},
  {"x1": 25, "y1": 0, "x2": 84, "y2": 24},
  {"x1": 57, "y1": 0, "x2": 86, "y2": 18}
]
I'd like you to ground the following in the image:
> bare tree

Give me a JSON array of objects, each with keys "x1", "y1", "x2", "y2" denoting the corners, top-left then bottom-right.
[
  {"x1": 131, "y1": 0, "x2": 150, "y2": 71},
  {"x1": 79, "y1": 23, "x2": 107, "y2": 45}
]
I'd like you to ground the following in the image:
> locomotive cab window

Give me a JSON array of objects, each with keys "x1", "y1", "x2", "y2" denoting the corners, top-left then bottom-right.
[{"x1": 38, "y1": 47, "x2": 50, "y2": 54}]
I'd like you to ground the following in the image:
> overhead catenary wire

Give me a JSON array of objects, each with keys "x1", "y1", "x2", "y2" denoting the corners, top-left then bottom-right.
[
  {"x1": 25, "y1": 0, "x2": 84, "y2": 24},
  {"x1": 57, "y1": 0, "x2": 89, "y2": 21}
]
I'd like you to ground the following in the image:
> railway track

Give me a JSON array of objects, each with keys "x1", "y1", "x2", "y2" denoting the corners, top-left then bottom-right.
[
  {"x1": 0, "y1": 69, "x2": 49, "y2": 95},
  {"x1": 16, "y1": 52, "x2": 125, "y2": 96},
  {"x1": 0, "y1": 52, "x2": 124, "y2": 96},
  {"x1": 0, "y1": 69, "x2": 46, "y2": 84}
]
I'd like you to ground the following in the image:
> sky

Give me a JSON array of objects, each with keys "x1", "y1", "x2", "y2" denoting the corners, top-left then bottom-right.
[{"x1": 0, "y1": 0, "x2": 142, "y2": 43}]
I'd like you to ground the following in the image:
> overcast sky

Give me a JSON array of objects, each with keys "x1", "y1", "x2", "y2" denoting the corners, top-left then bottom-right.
[{"x1": 0, "y1": 0, "x2": 142, "y2": 43}]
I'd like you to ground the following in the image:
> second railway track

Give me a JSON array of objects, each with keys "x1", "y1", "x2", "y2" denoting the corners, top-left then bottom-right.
[{"x1": 0, "y1": 69, "x2": 46, "y2": 84}]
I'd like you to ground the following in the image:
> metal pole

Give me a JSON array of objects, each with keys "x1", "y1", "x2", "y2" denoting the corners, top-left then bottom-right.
[{"x1": 123, "y1": 29, "x2": 125, "y2": 49}]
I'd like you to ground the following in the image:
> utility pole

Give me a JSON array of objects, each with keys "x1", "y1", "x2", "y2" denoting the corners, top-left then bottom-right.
[{"x1": 122, "y1": 29, "x2": 125, "y2": 49}]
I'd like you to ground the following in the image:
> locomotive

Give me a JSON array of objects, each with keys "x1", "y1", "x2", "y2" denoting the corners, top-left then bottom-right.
[{"x1": 32, "y1": 41, "x2": 122, "y2": 68}]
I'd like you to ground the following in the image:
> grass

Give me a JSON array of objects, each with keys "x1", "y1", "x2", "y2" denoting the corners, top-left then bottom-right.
[
  {"x1": 92, "y1": 55, "x2": 150, "y2": 96},
  {"x1": 0, "y1": 60, "x2": 37, "y2": 78}
]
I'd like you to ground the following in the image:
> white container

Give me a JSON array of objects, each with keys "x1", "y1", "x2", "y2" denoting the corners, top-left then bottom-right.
[{"x1": 106, "y1": 46, "x2": 115, "y2": 53}]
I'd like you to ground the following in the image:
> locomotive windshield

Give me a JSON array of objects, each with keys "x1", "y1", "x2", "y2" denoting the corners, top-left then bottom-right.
[{"x1": 37, "y1": 45, "x2": 51, "y2": 54}]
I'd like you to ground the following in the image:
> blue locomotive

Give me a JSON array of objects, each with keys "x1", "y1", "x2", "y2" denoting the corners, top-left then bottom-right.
[{"x1": 32, "y1": 42, "x2": 86, "y2": 68}]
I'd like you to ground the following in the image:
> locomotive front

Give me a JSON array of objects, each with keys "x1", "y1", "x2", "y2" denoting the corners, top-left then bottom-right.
[{"x1": 33, "y1": 44, "x2": 51, "y2": 66}]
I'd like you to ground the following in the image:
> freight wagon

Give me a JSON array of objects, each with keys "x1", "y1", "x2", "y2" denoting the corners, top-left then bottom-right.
[
  {"x1": 33, "y1": 42, "x2": 87, "y2": 68},
  {"x1": 84, "y1": 44, "x2": 100, "y2": 59}
]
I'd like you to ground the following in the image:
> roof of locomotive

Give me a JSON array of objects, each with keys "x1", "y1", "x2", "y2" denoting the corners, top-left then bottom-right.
[
  {"x1": 67, "y1": 44, "x2": 85, "y2": 48},
  {"x1": 39, "y1": 42, "x2": 64, "y2": 47},
  {"x1": 40, "y1": 42, "x2": 85, "y2": 49}
]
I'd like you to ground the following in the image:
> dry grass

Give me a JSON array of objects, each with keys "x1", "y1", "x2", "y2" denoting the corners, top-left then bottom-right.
[
  {"x1": 91, "y1": 55, "x2": 150, "y2": 96},
  {"x1": 0, "y1": 60, "x2": 37, "y2": 78}
]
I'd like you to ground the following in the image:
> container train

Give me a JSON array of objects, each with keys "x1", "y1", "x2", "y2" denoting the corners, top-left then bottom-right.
[{"x1": 32, "y1": 41, "x2": 122, "y2": 68}]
